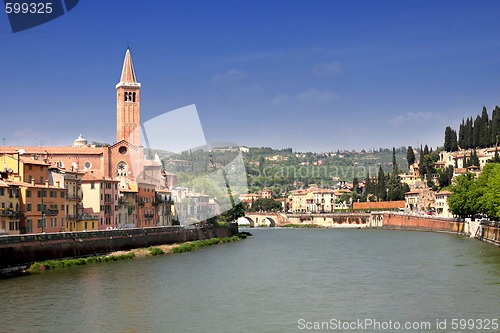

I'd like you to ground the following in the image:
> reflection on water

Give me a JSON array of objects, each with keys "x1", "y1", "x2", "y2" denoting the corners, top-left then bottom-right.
[{"x1": 0, "y1": 229, "x2": 499, "y2": 333}]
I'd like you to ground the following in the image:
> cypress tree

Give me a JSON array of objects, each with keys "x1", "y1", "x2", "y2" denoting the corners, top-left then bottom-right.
[
  {"x1": 473, "y1": 115, "x2": 481, "y2": 148},
  {"x1": 419, "y1": 145, "x2": 425, "y2": 178},
  {"x1": 450, "y1": 129, "x2": 458, "y2": 151},
  {"x1": 377, "y1": 166, "x2": 386, "y2": 201},
  {"x1": 458, "y1": 118, "x2": 465, "y2": 149},
  {"x1": 444, "y1": 126, "x2": 452, "y2": 152},
  {"x1": 466, "y1": 117, "x2": 474, "y2": 149},
  {"x1": 480, "y1": 106, "x2": 490, "y2": 148},
  {"x1": 392, "y1": 147, "x2": 397, "y2": 173},
  {"x1": 491, "y1": 106, "x2": 500, "y2": 147},
  {"x1": 406, "y1": 146, "x2": 415, "y2": 167}
]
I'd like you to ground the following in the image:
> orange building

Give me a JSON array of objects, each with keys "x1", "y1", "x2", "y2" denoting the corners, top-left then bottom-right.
[{"x1": 0, "y1": 48, "x2": 172, "y2": 233}]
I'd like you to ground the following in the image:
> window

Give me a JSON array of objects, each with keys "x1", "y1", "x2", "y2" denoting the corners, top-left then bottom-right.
[
  {"x1": 39, "y1": 176, "x2": 43, "y2": 184},
  {"x1": 28, "y1": 165, "x2": 32, "y2": 170},
  {"x1": 27, "y1": 203, "x2": 32, "y2": 212},
  {"x1": 60, "y1": 191, "x2": 65, "y2": 198},
  {"x1": 28, "y1": 175, "x2": 33, "y2": 183},
  {"x1": 90, "y1": 182, "x2": 95, "y2": 189},
  {"x1": 61, "y1": 205, "x2": 65, "y2": 211},
  {"x1": 40, "y1": 166, "x2": 43, "y2": 171},
  {"x1": 26, "y1": 190, "x2": 31, "y2": 198},
  {"x1": 84, "y1": 161, "x2": 91, "y2": 169}
]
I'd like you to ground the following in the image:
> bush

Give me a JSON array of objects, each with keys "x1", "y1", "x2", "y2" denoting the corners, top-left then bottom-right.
[
  {"x1": 29, "y1": 251, "x2": 136, "y2": 272},
  {"x1": 170, "y1": 235, "x2": 246, "y2": 254},
  {"x1": 148, "y1": 247, "x2": 164, "y2": 256}
]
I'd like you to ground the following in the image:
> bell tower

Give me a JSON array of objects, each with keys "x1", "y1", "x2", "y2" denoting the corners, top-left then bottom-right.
[{"x1": 116, "y1": 48, "x2": 141, "y2": 146}]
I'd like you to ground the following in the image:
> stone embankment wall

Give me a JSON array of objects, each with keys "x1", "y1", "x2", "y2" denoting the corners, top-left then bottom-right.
[
  {"x1": 377, "y1": 213, "x2": 500, "y2": 247},
  {"x1": 381, "y1": 213, "x2": 466, "y2": 233},
  {"x1": 479, "y1": 224, "x2": 500, "y2": 246},
  {"x1": 0, "y1": 225, "x2": 238, "y2": 269},
  {"x1": 284, "y1": 213, "x2": 369, "y2": 227}
]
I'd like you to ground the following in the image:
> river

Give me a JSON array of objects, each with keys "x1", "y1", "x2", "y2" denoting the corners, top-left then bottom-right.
[{"x1": 1, "y1": 228, "x2": 499, "y2": 333}]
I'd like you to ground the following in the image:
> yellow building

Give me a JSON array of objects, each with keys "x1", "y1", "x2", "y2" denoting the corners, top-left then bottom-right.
[{"x1": 0, "y1": 180, "x2": 21, "y2": 235}]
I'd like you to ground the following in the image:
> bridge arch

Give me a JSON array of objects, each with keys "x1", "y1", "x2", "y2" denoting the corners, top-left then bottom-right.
[
  {"x1": 241, "y1": 214, "x2": 278, "y2": 227},
  {"x1": 238, "y1": 217, "x2": 255, "y2": 227}
]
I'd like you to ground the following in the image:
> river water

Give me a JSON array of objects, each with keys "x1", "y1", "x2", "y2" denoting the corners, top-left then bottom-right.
[{"x1": 1, "y1": 228, "x2": 500, "y2": 333}]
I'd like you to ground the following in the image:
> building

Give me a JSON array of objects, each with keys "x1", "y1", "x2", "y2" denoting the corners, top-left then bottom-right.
[
  {"x1": 435, "y1": 190, "x2": 452, "y2": 218},
  {"x1": 81, "y1": 171, "x2": 119, "y2": 230},
  {"x1": 404, "y1": 187, "x2": 436, "y2": 214},
  {"x1": 0, "y1": 180, "x2": 21, "y2": 235},
  {"x1": 0, "y1": 48, "x2": 178, "y2": 233}
]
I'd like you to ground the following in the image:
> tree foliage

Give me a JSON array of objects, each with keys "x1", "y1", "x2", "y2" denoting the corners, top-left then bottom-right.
[
  {"x1": 247, "y1": 198, "x2": 282, "y2": 212},
  {"x1": 406, "y1": 146, "x2": 415, "y2": 167},
  {"x1": 448, "y1": 163, "x2": 500, "y2": 219},
  {"x1": 456, "y1": 106, "x2": 500, "y2": 150}
]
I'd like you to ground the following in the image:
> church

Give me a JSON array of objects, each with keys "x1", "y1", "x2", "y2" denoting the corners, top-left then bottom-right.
[
  {"x1": 0, "y1": 49, "x2": 174, "y2": 234},
  {"x1": 1, "y1": 48, "x2": 165, "y2": 190}
]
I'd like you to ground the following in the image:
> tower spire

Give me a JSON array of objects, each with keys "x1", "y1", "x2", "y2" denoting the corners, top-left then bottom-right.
[
  {"x1": 118, "y1": 48, "x2": 138, "y2": 85},
  {"x1": 116, "y1": 48, "x2": 141, "y2": 146}
]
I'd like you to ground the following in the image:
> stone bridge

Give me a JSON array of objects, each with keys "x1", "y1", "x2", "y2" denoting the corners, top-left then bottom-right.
[
  {"x1": 239, "y1": 212, "x2": 285, "y2": 227},
  {"x1": 240, "y1": 212, "x2": 370, "y2": 227}
]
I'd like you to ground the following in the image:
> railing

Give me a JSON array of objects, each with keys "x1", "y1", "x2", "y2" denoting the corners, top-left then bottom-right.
[
  {"x1": 66, "y1": 194, "x2": 83, "y2": 201},
  {"x1": 0, "y1": 210, "x2": 23, "y2": 218},
  {"x1": 144, "y1": 213, "x2": 154, "y2": 218},
  {"x1": 81, "y1": 214, "x2": 99, "y2": 220},
  {"x1": 43, "y1": 209, "x2": 59, "y2": 216}
]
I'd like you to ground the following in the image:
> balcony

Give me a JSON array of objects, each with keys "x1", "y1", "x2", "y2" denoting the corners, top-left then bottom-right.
[
  {"x1": 66, "y1": 194, "x2": 83, "y2": 201},
  {"x1": 81, "y1": 213, "x2": 99, "y2": 220},
  {"x1": 0, "y1": 209, "x2": 23, "y2": 218},
  {"x1": 43, "y1": 208, "x2": 59, "y2": 216}
]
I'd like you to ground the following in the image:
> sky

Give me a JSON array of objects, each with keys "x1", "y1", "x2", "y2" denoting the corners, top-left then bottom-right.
[{"x1": 2, "y1": 0, "x2": 500, "y2": 152}]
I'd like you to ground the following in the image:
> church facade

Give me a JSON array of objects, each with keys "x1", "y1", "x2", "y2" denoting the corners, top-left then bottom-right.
[{"x1": 0, "y1": 49, "x2": 174, "y2": 234}]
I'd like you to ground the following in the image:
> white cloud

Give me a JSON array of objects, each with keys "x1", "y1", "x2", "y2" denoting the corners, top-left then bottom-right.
[
  {"x1": 389, "y1": 111, "x2": 442, "y2": 128},
  {"x1": 212, "y1": 69, "x2": 248, "y2": 84},
  {"x1": 270, "y1": 93, "x2": 292, "y2": 105},
  {"x1": 270, "y1": 89, "x2": 339, "y2": 106},
  {"x1": 296, "y1": 88, "x2": 339, "y2": 103},
  {"x1": 312, "y1": 61, "x2": 343, "y2": 77}
]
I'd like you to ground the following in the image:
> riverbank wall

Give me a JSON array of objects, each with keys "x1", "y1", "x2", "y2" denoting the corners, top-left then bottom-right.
[
  {"x1": 379, "y1": 213, "x2": 466, "y2": 233},
  {"x1": 370, "y1": 212, "x2": 500, "y2": 247},
  {"x1": 0, "y1": 224, "x2": 238, "y2": 269},
  {"x1": 285, "y1": 213, "x2": 369, "y2": 227}
]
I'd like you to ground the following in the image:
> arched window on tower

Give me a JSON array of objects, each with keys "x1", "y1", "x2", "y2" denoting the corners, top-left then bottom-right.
[{"x1": 132, "y1": 92, "x2": 136, "y2": 102}]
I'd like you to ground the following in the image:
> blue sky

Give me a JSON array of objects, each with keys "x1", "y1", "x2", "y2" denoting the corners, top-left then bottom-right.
[{"x1": 2, "y1": 0, "x2": 500, "y2": 152}]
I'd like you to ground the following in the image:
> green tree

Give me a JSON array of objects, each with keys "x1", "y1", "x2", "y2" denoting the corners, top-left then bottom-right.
[
  {"x1": 249, "y1": 198, "x2": 282, "y2": 212},
  {"x1": 392, "y1": 147, "x2": 398, "y2": 173},
  {"x1": 448, "y1": 173, "x2": 478, "y2": 218},
  {"x1": 478, "y1": 163, "x2": 500, "y2": 219},
  {"x1": 437, "y1": 165, "x2": 454, "y2": 189},
  {"x1": 377, "y1": 166, "x2": 387, "y2": 201},
  {"x1": 406, "y1": 146, "x2": 415, "y2": 167}
]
